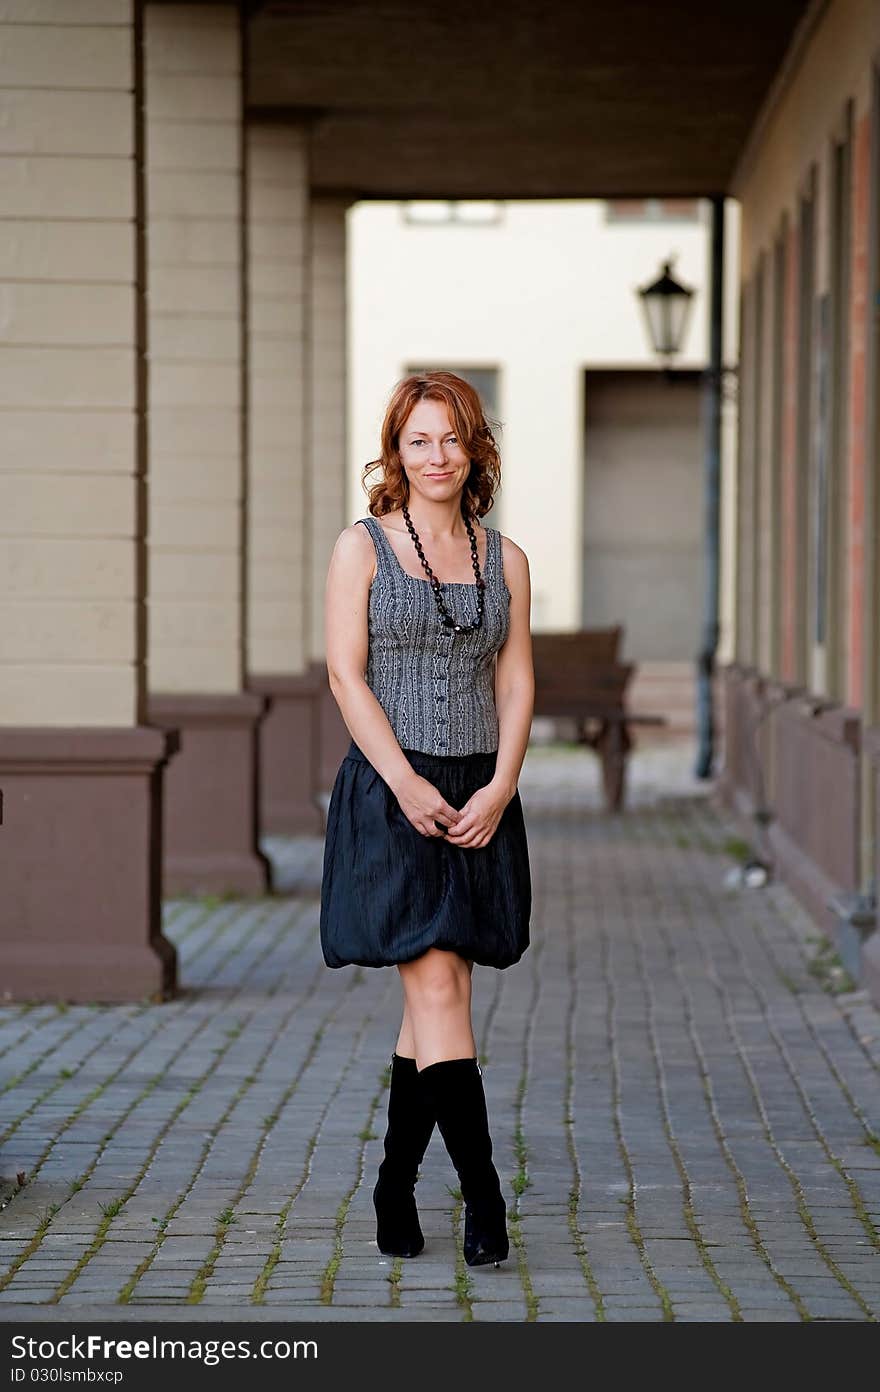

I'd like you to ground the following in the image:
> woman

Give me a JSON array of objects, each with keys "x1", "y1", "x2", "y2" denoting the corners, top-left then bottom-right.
[{"x1": 320, "y1": 371, "x2": 533, "y2": 1268}]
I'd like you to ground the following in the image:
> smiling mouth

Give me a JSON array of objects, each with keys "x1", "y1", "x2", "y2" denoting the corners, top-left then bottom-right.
[{"x1": 425, "y1": 471, "x2": 453, "y2": 477}]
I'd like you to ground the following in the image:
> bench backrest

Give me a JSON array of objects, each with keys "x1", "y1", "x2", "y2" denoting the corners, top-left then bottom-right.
[
  {"x1": 531, "y1": 628, "x2": 632, "y2": 717},
  {"x1": 532, "y1": 626, "x2": 622, "y2": 669}
]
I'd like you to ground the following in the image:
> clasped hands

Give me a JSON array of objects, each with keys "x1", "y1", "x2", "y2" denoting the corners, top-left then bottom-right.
[{"x1": 395, "y1": 770, "x2": 513, "y2": 849}]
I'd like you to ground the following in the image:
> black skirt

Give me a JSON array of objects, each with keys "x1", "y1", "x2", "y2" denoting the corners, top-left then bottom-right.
[{"x1": 319, "y1": 740, "x2": 531, "y2": 970}]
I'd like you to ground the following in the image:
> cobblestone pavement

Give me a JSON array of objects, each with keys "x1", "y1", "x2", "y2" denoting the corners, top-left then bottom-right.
[{"x1": 0, "y1": 741, "x2": 879, "y2": 1323}]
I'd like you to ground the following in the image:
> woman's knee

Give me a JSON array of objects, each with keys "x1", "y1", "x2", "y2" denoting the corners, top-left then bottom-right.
[{"x1": 400, "y1": 950, "x2": 471, "y2": 1014}]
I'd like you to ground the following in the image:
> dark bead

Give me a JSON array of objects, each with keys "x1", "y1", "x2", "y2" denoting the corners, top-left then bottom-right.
[{"x1": 402, "y1": 502, "x2": 485, "y2": 634}]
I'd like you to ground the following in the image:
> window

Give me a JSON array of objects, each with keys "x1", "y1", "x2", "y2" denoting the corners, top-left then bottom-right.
[
  {"x1": 401, "y1": 201, "x2": 504, "y2": 227},
  {"x1": 770, "y1": 220, "x2": 786, "y2": 676},
  {"x1": 604, "y1": 199, "x2": 700, "y2": 223},
  {"x1": 812, "y1": 108, "x2": 853, "y2": 695},
  {"x1": 753, "y1": 253, "x2": 766, "y2": 666},
  {"x1": 405, "y1": 366, "x2": 500, "y2": 420},
  {"x1": 795, "y1": 168, "x2": 816, "y2": 684}
]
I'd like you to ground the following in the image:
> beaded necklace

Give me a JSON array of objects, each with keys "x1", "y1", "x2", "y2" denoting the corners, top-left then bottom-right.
[{"x1": 401, "y1": 503, "x2": 486, "y2": 632}]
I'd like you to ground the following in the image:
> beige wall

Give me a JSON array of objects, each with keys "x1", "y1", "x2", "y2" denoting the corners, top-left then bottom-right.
[
  {"x1": 308, "y1": 197, "x2": 350, "y2": 664},
  {"x1": 247, "y1": 124, "x2": 310, "y2": 676},
  {"x1": 145, "y1": 2, "x2": 244, "y2": 694},
  {"x1": 735, "y1": 0, "x2": 876, "y2": 277},
  {"x1": 0, "y1": 0, "x2": 142, "y2": 726},
  {"x1": 349, "y1": 198, "x2": 741, "y2": 643}
]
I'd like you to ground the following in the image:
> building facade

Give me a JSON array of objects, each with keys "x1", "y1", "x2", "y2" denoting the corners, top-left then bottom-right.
[
  {"x1": 3, "y1": 0, "x2": 879, "y2": 1005},
  {"x1": 721, "y1": 0, "x2": 880, "y2": 1001}
]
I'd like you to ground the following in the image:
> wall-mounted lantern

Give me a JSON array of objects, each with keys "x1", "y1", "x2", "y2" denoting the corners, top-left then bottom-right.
[{"x1": 637, "y1": 257, "x2": 695, "y2": 359}]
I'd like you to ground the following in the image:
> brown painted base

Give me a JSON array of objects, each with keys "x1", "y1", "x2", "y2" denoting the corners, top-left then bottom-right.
[
  {"x1": 862, "y1": 725, "x2": 880, "y2": 1009},
  {"x1": 0, "y1": 727, "x2": 177, "y2": 1003},
  {"x1": 766, "y1": 815, "x2": 849, "y2": 949},
  {"x1": 716, "y1": 662, "x2": 766, "y2": 811},
  {"x1": 148, "y1": 692, "x2": 270, "y2": 897},
  {"x1": 718, "y1": 665, "x2": 868, "y2": 982},
  {"x1": 864, "y1": 931, "x2": 880, "y2": 1011},
  {"x1": 248, "y1": 672, "x2": 324, "y2": 835},
  {"x1": 714, "y1": 765, "x2": 849, "y2": 955}
]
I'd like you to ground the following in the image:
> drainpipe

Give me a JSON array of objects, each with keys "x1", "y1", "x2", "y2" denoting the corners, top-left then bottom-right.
[{"x1": 695, "y1": 195, "x2": 724, "y2": 779}]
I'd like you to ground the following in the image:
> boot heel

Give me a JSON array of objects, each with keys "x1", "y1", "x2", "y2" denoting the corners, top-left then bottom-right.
[{"x1": 463, "y1": 1193, "x2": 509, "y2": 1267}]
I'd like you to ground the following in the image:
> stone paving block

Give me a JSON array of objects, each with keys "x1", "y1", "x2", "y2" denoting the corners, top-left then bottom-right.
[
  {"x1": 0, "y1": 1289, "x2": 58, "y2": 1301},
  {"x1": 602, "y1": 1307, "x2": 667, "y2": 1322},
  {"x1": 469, "y1": 1303, "x2": 531, "y2": 1320},
  {"x1": 536, "y1": 1309, "x2": 599, "y2": 1321},
  {"x1": 528, "y1": 1274, "x2": 598, "y2": 1295},
  {"x1": 673, "y1": 1311, "x2": 734, "y2": 1322},
  {"x1": 736, "y1": 1309, "x2": 805, "y2": 1321}
]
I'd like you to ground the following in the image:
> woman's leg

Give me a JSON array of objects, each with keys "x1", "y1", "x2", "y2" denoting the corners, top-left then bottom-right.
[
  {"x1": 374, "y1": 972, "x2": 452, "y2": 1258},
  {"x1": 397, "y1": 947, "x2": 476, "y2": 1070},
  {"x1": 398, "y1": 949, "x2": 507, "y2": 1266},
  {"x1": 418, "y1": 1055, "x2": 509, "y2": 1266},
  {"x1": 396, "y1": 960, "x2": 474, "y2": 1060},
  {"x1": 395, "y1": 997, "x2": 416, "y2": 1058}
]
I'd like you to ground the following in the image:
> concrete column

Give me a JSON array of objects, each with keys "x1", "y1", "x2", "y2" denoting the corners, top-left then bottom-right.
[
  {"x1": 0, "y1": 0, "x2": 175, "y2": 1000},
  {"x1": 144, "y1": 2, "x2": 267, "y2": 894},
  {"x1": 245, "y1": 124, "x2": 322, "y2": 833},
  {"x1": 307, "y1": 197, "x2": 353, "y2": 794}
]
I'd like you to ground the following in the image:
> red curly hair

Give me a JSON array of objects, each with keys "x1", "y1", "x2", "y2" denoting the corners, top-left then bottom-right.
[{"x1": 362, "y1": 371, "x2": 501, "y2": 519}]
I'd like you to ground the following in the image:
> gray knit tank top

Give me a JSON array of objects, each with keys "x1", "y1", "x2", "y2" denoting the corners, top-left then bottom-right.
[{"x1": 357, "y1": 515, "x2": 511, "y2": 756}]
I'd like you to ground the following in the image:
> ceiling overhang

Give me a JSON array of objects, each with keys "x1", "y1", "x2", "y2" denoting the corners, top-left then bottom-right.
[{"x1": 247, "y1": 0, "x2": 812, "y2": 199}]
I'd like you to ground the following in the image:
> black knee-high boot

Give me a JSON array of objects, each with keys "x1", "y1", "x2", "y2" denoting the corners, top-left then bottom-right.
[
  {"x1": 373, "y1": 1053, "x2": 436, "y2": 1258},
  {"x1": 418, "y1": 1058, "x2": 509, "y2": 1267}
]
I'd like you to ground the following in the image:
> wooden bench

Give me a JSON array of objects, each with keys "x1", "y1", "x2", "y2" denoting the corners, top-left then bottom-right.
[{"x1": 531, "y1": 627, "x2": 667, "y2": 812}]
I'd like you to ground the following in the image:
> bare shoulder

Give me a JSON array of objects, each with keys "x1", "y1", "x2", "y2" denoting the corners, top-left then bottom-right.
[
  {"x1": 329, "y1": 520, "x2": 376, "y2": 582},
  {"x1": 498, "y1": 532, "x2": 530, "y2": 589},
  {"x1": 333, "y1": 519, "x2": 373, "y2": 555}
]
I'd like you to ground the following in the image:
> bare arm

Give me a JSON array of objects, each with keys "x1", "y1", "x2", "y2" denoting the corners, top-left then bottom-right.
[
  {"x1": 445, "y1": 536, "x2": 534, "y2": 848},
  {"x1": 324, "y1": 524, "x2": 460, "y2": 836},
  {"x1": 490, "y1": 537, "x2": 535, "y2": 798}
]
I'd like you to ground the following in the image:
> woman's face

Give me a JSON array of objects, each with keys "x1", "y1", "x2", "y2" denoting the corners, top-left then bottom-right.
[{"x1": 397, "y1": 399, "x2": 470, "y2": 506}]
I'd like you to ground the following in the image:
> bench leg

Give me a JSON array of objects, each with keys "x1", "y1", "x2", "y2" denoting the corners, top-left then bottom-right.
[{"x1": 597, "y1": 721, "x2": 631, "y2": 813}]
